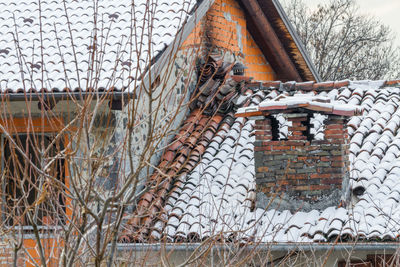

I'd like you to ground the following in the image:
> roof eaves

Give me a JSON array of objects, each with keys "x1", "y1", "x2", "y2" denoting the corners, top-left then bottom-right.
[
  {"x1": 0, "y1": 90, "x2": 134, "y2": 101},
  {"x1": 270, "y1": 0, "x2": 321, "y2": 82},
  {"x1": 239, "y1": 0, "x2": 303, "y2": 82},
  {"x1": 115, "y1": 242, "x2": 400, "y2": 252}
]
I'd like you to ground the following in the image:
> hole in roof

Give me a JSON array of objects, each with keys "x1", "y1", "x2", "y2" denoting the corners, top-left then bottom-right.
[
  {"x1": 352, "y1": 186, "x2": 366, "y2": 196},
  {"x1": 108, "y1": 13, "x2": 119, "y2": 20},
  {"x1": 30, "y1": 62, "x2": 41, "y2": 70},
  {"x1": 121, "y1": 60, "x2": 132, "y2": 67}
]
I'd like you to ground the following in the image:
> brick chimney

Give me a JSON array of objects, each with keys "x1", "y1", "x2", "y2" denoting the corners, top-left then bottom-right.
[{"x1": 236, "y1": 94, "x2": 362, "y2": 211}]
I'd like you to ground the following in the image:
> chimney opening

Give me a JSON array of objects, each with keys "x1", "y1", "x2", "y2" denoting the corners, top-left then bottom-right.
[
  {"x1": 271, "y1": 114, "x2": 291, "y2": 140},
  {"x1": 310, "y1": 113, "x2": 328, "y2": 140},
  {"x1": 236, "y1": 94, "x2": 363, "y2": 212}
]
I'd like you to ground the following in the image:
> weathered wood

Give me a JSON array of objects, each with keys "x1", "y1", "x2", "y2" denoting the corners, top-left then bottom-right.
[{"x1": 238, "y1": 0, "x2": 303, "y2": 82}]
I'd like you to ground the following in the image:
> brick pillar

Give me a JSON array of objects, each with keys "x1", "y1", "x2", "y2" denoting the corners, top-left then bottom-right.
[
  {"x1": 254, "y1": 118, "x2": 272, "y2": 145},
  {"x1": 255, "y1": 113, "x2": 351, "y2": 212},
  {"x1": 254, "y1": 117, "x2": 273, "y2": 191},
  {"x1": 287, "y1": 114, "x2": 309, "y2": 141}
]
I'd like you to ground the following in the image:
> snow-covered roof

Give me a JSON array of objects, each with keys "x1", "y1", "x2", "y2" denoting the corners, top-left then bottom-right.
[
  {"x1": 123, "y1": 79, "x2": 400, "y2": 243},
  {"x1": 0, "y1": 0, "x2": 198, "y2": 92},
  {"x1": 237, "y1": 93, "x2": 363, "y2": 116}
]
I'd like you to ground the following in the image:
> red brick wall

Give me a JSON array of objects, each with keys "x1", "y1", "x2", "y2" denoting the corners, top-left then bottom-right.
[
  {"x1": 181, "y1": 0, "x2": 276, "y2": 81},
  {"x1": 254, "y1": 113, "x2": 350, "y2": 211}
]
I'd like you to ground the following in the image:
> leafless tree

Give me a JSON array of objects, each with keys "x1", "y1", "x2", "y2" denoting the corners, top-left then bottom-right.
[
  {"x1": 0, "y1": 0, "x2": 288, "y2": 265},
  {"x1": 2, "y1": 1, "x2": 400, "y2": 266},
  {"x1": 281, "y1": 0, "x2": 400, "y2": 81},
  {"x1": 0, "y1": 0, "x2": 204, "y2": 266}
]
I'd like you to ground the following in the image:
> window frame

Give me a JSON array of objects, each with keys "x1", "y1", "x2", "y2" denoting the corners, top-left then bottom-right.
[{"x1": 0, "y1": 117, "x2": 71, "y2": 229}]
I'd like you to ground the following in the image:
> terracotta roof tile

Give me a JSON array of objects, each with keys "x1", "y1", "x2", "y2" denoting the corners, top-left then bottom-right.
[
  {"x1": 123, "y1": 79, "x2": 400, "y2": 243},
  {"x1": 0, "y1": 0, "x2": 197, "y2": 91},
  {"x1": 124, "y1": 68, "x2": 241, "y2": 239}
]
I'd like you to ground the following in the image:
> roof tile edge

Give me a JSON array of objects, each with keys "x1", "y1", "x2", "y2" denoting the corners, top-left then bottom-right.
[{"x1": 249, "y1": 79, "x2": 400, "y2": 91}]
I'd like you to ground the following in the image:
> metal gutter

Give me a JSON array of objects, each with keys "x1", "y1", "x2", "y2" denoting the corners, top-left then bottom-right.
[
  {"x1": 115, "y1": 242, "x2": 400, "y2": 252},
  {"x1": 1, "y1": 91, "x2": 134, "y2": 101},
  {"x1": 270, "y1": 0, "x2": 322, "y2": 82}
]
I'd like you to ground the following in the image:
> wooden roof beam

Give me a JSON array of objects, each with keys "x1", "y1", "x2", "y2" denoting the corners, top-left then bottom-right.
[{"x1": 238, "y1": 0, "x2": 302, "y2": 82}]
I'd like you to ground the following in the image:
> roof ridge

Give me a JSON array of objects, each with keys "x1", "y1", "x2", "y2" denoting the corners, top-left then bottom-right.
[
  {"x1": 245, "y1": 79, "x2": 400, "y2": 92},
  {"x1": 383, "y1": 80, "x2": 400, "y2": 87}
]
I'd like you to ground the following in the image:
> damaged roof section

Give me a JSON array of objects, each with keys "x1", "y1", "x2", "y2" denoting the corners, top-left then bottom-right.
[{"x1": 122, "y1": 56, "x2": 249, "y2": 242}]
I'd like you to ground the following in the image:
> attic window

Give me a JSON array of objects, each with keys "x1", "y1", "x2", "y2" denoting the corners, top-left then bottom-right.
[{"x1": 0, "y1": 117, "x2": 69, "y2": 227}]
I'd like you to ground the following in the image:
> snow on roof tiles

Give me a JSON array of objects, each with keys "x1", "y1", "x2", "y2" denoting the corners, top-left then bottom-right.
[
  {"x1": 0, "y1": 0, "x2": 196, "y2": 92},
  {"x1": 237, "y1": 93, "x2": 363, "y2": 117},
  {"x1": 122, "y1": 79, "x2": 400, "y2": 243}
]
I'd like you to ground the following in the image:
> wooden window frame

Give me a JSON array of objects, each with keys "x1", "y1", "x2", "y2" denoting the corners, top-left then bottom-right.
[{"x1": 0, "y1": 117, "x2": 72, "y2": 229}]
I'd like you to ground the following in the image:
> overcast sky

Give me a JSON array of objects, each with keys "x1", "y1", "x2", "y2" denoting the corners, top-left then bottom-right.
[{"x1": 304, "y1": 0, "x2": 400, "y2": 46}]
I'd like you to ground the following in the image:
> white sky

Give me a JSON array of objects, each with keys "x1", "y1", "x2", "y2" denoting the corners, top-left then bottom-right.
[{"x1": 305, "y1": 0, "x2": 400, "y2": 46}]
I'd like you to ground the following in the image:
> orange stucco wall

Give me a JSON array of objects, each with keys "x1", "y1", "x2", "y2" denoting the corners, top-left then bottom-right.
[
  {"x1": 182, "y1": 0, "x2": 277, "y2": 81},
  {"x1": 24, "y1": 238, "x2": 60, "y2": 267}
]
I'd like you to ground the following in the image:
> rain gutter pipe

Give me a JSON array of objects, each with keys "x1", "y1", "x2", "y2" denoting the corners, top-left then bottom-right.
[{"x1": 114, "y1": 242, "x2": 400, "y2": 252}]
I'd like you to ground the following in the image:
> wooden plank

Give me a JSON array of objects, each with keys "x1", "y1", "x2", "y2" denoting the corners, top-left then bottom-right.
[{"x1": 238, "y1": 0, "x2": 302, "y2": 82}]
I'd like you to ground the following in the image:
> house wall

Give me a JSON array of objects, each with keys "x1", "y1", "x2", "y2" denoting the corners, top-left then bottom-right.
[
  {"x1": 111, "y1": 47, "x2": 200, "y2": 193},
  {"x1": 112, "y1": 0, "x2": 280, "y2": 199},
  {"x1": 0, "y1": 52, "x2": 196, "y2": 262},
  {"x1": 0, "y1": 236, "x2": 62, "y2": 266},
  {"x1": 0, "y1": 21, "x2": 198, "y2": 267},
  {"x1": 182, "y1": 0, "x2": 277, "y2": 81}
]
